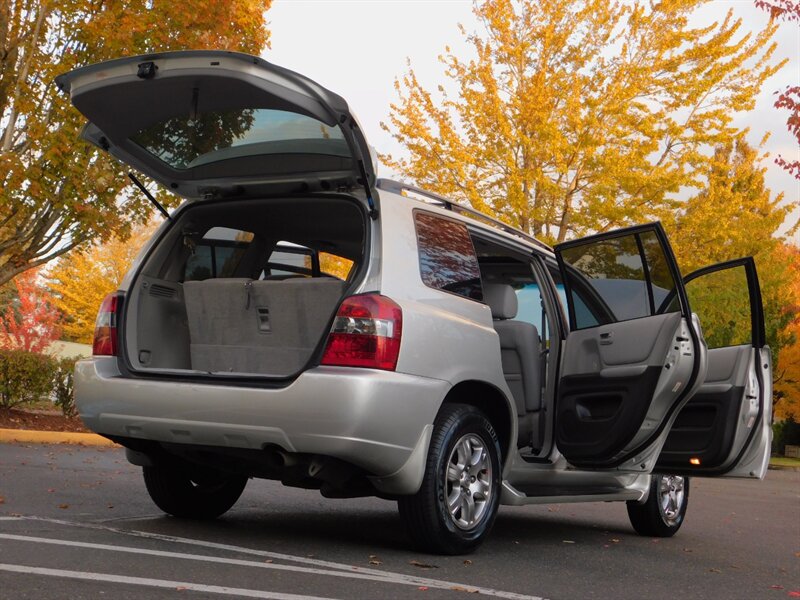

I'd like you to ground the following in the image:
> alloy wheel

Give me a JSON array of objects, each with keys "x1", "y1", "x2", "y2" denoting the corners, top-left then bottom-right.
[
  {"x1": 658, "y1": 475, "x2": 686, "y2": 524},
  {"x1": 444, "y1": 433, "x2": 493, "y2": 530}
]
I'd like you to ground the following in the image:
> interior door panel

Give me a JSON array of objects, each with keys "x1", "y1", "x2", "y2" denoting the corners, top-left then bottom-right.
[
  {"x1": 655, "y1": 257, "x2": 769, "y2": 478},
  {"x1": 657, "y1": 345, "x2": 751, "y2": 469},
  {"x1": 557, "y1": 312, "x2": 688, "y2": 461}
]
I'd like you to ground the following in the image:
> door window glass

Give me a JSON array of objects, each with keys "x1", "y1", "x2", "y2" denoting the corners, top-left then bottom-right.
[
  {"x1": 639, "y1": 229, "x2": 678, "y2": 310},
  {"x1": 319, "y1": 252, "x2": 354, "y2": 280},
  {"x1": 263, "y1": 243, "x2": 314, "y2": 278},
  {"x1": 185, "y1": 245, "x2": 213, "y2": 281},
  {"x1": 686, "y1": 266, "x2": 751, "y2": 349},
  {"x1": 184, "y1": 227, "x2": 252, "y2": 281},
  {"x1": 548, "y1": 266, "x2": 598, "y2": 329},
  {"x1": 558, "y1": 228, "x2": 679, "y2": 330},
  {"x1": 415, "y1": 212, "x2": 483, "y2": 301}
]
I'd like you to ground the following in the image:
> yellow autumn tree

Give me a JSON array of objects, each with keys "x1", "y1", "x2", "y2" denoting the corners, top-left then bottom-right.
[
  {"x1": 382, "y1": 0, "x2": 784, "y2": 244},
  {"x1": 48, "y1": 222, "x2": 157, "y2": 343},
  {"x1": 668, "y1": 139, "x2": 799, "y2": 410},
  {"x1": 0, "y1": 0, "x2": 272, "y2": 286}
]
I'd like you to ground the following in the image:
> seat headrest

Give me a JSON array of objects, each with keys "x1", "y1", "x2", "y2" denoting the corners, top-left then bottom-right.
[{"x1": 483, "y1": 284, "x2": 518, "y2": 320}]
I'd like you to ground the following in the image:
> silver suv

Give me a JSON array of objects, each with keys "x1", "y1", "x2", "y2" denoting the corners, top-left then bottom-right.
[{"x1": 60, "y1": 51, "x2": 772, "y2": 555}]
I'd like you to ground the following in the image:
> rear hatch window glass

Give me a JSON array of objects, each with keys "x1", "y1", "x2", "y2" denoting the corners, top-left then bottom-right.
[{"x1": 131, "y1": 108, "x2": 348, "y2": 171}]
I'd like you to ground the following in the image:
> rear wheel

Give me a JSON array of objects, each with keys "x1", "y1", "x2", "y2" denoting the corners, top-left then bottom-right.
[
  {"x1": 398, "y1": 404, "x2": 502, "y2": 555},
  {"x1": 143, "y1": 465, "x2": 247, "y2": 519},
  {"x1": 627, "y1": 474, "x2": 689, "y2": 537}
]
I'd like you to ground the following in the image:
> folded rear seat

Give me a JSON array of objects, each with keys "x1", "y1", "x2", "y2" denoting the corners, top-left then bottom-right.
[{"x1": 183, "y1": 278, "x2": 345, "y2": 375}]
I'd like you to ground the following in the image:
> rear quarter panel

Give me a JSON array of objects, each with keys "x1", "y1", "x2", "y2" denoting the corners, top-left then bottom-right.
[{"x1": 376, "y1": 194, "x2": 515, "y2": 423}]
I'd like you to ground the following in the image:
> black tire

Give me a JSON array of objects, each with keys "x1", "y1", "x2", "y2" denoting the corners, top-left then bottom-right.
[
  {"x1": 143, "y1": 465, "x2": 247, "y2": 519},
  {"x1": 398, "y1": 403, "x2": 502, "y2": 555},
  {"x1": 627, "y1": 474, "x2": 689, "y2": 537}
]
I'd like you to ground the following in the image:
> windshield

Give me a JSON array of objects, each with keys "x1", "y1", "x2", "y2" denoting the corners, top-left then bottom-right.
[{"x1": 131, "y1": 108, "x2": 348, "y2": 170}]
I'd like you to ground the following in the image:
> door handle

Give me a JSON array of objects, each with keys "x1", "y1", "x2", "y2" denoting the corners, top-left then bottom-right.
[{"x1": 599, "y1": 331, "x2": 613, "y2": 345}]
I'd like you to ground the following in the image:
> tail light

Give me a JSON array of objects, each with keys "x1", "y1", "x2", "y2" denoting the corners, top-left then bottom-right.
[
  {"x1": 93, "y1": 293, "x2": 121, "y2": 356},
  {"x1": 321, "y1": 294, "x2": 402, "y2": 371}
]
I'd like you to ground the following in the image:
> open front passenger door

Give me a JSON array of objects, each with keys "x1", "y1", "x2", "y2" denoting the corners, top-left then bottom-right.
[
  {"x1": 656, "y1": 257, "x2": 771, "y2": 478},
  {"x1": 554, "y1": 223, "x2": 706, "y2": 471}
]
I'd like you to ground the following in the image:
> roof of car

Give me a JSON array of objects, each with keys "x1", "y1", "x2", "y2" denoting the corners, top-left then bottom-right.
[{"x1": 375, "y1": 179, "x2": 555, "y2": 256}]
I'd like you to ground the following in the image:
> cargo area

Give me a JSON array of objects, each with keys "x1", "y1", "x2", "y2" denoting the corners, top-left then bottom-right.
[{"x1": 123, "y1": 196, "x2": 367, "y2": 378}]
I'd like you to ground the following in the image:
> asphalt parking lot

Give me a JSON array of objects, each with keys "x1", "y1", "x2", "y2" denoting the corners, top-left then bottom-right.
[{"x1": 0, "y1": 443, "x2": 797, "y2": 600}]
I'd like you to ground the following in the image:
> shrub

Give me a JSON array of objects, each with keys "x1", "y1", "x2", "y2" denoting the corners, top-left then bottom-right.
[
  {"x1": 53, "y1": 357, "x2": 79, "y2": 417},
  {"x1": 0, "y1": 349, "x2": 57, "y2": 409},
  {"x1": 772, "y1": 415, "x2": 800, "y2": 455}
]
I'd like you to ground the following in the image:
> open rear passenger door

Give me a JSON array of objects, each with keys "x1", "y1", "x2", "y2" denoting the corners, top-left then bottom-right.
[
  {"x1": 656, "y1": 257, "x2": 771, "y2": 478},
  {"x1": 554, "y1": 223, "x2": 706, "y2": 472}
]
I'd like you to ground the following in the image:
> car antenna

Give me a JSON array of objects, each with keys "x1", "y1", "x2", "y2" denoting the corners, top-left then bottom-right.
[{"x1": 128, "y1": 172, "x2": 171, "y2": 221}]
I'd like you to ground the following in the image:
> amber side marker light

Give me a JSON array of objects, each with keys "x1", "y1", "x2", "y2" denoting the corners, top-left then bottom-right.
[{"x1": 689, "y1": 458, "x2": 701, "y2": 466}]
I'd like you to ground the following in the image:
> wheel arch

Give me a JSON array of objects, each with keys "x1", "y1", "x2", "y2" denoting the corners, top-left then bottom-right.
[{"x1": 439, "y1": 380, "x2": 516, "y2": 463}]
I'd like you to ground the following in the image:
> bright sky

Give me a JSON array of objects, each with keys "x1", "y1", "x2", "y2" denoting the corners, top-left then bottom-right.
[{"x1": 264, "y1": 0, "x2": 800, "y2": 242}]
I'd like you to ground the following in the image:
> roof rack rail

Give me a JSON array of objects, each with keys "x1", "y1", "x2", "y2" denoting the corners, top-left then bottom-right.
[{"x1": 376, "y1": 178, "x2": 552, "y2": 251}]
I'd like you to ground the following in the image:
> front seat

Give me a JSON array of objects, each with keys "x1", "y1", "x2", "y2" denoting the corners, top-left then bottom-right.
[{"x1": 483, "y1": 284, "x2": 541, "y2": 448}]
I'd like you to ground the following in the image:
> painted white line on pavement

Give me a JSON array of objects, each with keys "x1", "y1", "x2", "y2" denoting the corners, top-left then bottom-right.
[
  {"x1": 0, "y1": 533, "x2": 471, "y2": 590},
  {"x1": 19, "y1": 516, "x2": 545, "y2": 600},
  {"x1": 0, "y1": 517, "x2": 22, "y2": 521},
  {"x1": 0, "y1": 563, "x2": 333, "y2": 600}
]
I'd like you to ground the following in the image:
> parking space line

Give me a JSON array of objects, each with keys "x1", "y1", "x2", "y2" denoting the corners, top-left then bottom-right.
[
  {"x1": 0, "y1": 563, "x2": 333, "y2": 600},
  {"x1": 17, "y1": 516, "x2": 545, "y2": 600},
  {"x1": 0, "y1": 533, "x2": 464, "y2": 588}
]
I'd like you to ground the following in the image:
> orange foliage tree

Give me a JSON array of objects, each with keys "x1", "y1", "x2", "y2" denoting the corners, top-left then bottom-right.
[
  {"x1": 0, "y1": 269, "x2": 61, "y2": 352},
  {"x1": 48, "y1": 222, "x2": 156, "y2": 344},
  {"x1": 773, "y1": 244, "x2": 800, "y2": 419},
  {"x1": 0, "y1": 0, "x2": 272, "y2": 286}
]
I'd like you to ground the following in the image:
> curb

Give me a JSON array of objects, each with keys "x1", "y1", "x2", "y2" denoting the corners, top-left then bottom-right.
[
  {"x1": 768, "y1": 463, "x2": 800, "y2": 472},
  {"x1": 0, "y1": 428, "x2": 118, "y2": 447}
]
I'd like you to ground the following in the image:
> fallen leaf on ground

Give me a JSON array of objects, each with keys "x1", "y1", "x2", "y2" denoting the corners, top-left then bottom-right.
[
  {"x1": 264, "y1": 559, "x2": 273, "y2": 564},
  {"x1": 463, "y1": 559, "x2": 472, "y2": 566},
  {"x1": 771, "y1": 585, "x2": 785, "y2": 590},
  {"x1": 683, "y1": 548, "x2": 693, "y2": 553},
  {"x1": 450, "y1": 586, "x2": 479, "y2": 593},
  {"x1": 369, "y1": 560, "x2": 382, "y2": 566},
  {"x1": 418, "y1": 586, "x2": 428, "y2": 591},
  {"x1": 57, "y1": 504, "x2": 69, "y2": 509},
  {"x1": 708, "y1": 568, "x2": 722, "y2": 574},
  {"x1": 610, "y1": 538, "x2": 620, "y2": 543},
  {"x1": 0, "y1": 497, "x2": 4, "y2": 504},
  {"x1": 788, "y1": 592, "x2": 800, "y2": 598},
  {"x1": 409, "y1": 560, "x2": 438, "y2": 569}
]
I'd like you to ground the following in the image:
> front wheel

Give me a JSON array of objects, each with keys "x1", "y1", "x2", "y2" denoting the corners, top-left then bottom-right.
[
  {"x1": 627, "y1": 474, "x2": 689, "y2": 537},
  {"x1": 143, "y1": 465, "x2": 247, "y2": 519},
  {"x1": 398, "y1": 403, "x2": 502, "y2": 555}
]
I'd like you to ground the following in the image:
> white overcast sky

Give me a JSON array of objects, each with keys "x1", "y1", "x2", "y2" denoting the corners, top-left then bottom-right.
[{"x1": 263, "y1": 0, "x2": 800, "y2": 242}]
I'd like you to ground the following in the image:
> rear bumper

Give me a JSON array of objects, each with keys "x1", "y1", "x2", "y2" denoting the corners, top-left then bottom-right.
[{"x1": 75, "y1": 358, "x2": 447, "y2": 494}]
